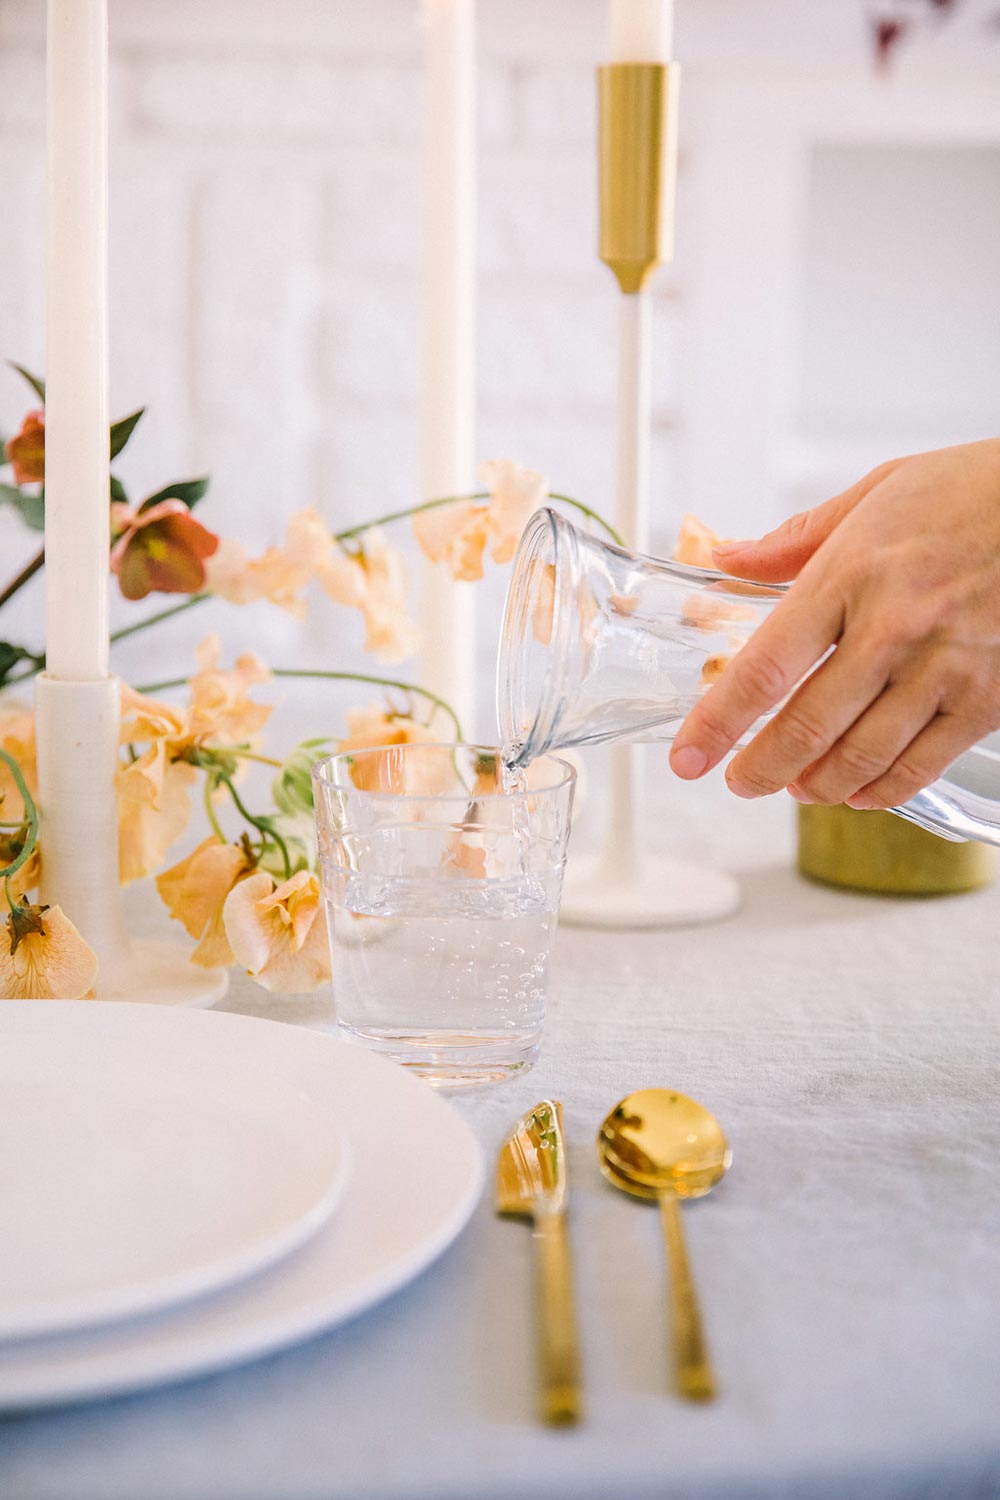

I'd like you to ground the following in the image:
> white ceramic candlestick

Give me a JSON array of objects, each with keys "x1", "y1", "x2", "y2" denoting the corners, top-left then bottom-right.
[
  {"x1": 419, "y1": 0, "x2": 476, "y2": 736},
  {"x1": 560, "y1": 297, "x2": 740, "y2": 928},
  {"x1": 36, "y1": 0, "x2": 225, "y2": 1003},
  {"x1": 561, "y1": 1, "x2": 740, "y2": 928}
]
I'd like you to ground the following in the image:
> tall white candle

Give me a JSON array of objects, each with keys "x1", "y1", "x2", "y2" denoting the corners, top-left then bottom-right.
[
  {"x1": 419, "y1": 0, "x2": 476, "y2": 736},
  {"x1": 608, "y1": 0, "x2": 674, "y2": 62},
  {"x1": 45, "y1": 0, "x2": 110, "y2": 681}
]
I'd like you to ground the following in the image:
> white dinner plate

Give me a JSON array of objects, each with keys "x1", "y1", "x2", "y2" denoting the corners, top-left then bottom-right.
[
  {"x1": 0, "y1": 1004, "x2": 483, "y2": 1410},
  {"x1": 0, "y1": 1004, "x2": 351, "y2": 1341}
]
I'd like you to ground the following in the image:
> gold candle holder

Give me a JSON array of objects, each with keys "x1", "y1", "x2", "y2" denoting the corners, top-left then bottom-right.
[
  {"x1": 797, "y1": 804, "x2": 996, "y2": 896},
  {"x1": 598, "y1": 62, "x2": 681, "y2": 294}
]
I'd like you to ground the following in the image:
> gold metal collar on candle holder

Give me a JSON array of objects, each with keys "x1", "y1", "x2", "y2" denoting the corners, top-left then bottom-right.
[
  {"x1": 598, "y1": 62, "x2": 681, "y2": 294},
  {"x1": 797, "y1": 804, "x2": 996, "y2": 896}
]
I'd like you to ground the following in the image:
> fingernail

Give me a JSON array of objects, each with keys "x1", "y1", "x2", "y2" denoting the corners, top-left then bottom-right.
[
  {"x1": 726, "y1": 776, "x2": 760, "y2": 799},
  {"x1": 787, "y1": 783, "x2": 815, "y2": 805},
  {"x1": 846, "y1": 794, "x2": 874, "y2": 811},
  {"x1": 712, "y1": 540, "x2": 749, "y2": 558},
  {"x1": 670, "y1": 744, "x2": 708, "y2": 779}
]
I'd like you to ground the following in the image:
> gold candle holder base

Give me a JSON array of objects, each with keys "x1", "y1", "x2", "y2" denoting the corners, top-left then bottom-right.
[
  {"x1": 598, "y1": 62, "x2": 681, "y2": 293},
  {"x1": 797, "y1": 804, "x2": 996, "y2": 896}
]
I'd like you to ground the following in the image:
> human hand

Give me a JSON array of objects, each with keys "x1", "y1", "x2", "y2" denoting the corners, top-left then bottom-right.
[{"x1": 668, "y1": 439, "x2": 1000, "y2": 809}]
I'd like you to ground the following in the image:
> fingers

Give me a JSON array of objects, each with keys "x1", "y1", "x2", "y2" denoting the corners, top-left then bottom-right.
[
  {"x1": 712, "y1": 462, "x2": 898, "y2": 584},
  {"x1": 844, "y1": 712, "x2": 983, "y2": 811},
  {"x1": 721, "y1": 630, "x2": 894, "y2": 799},
  {"x1": 783, "y1": 676, "x2": 941, "y2": 806},
  {"x1": 669, "y1": 582, "x2": 845, "y2": 781}
]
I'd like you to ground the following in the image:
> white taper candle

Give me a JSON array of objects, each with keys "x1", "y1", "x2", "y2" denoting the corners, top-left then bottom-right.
[
  {"x1": 45, "y1": 0, "x2": 110, "y2": 681},
  {"x1": 419, "y1": 0, "x2": 476, "y2": 736},
  {"x1": 608, "y1": 0, "x2": 674, "y2": 62}
]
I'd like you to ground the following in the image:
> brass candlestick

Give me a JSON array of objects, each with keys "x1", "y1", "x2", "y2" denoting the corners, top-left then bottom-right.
[
  {"x1": 598, "y1": 62, "x2": 681, "y2": 293},
  {"x1": 561, "y1": 58, "x2": 741, "y2": 929}
]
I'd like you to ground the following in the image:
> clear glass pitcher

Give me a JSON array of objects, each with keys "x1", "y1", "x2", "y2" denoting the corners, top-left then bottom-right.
[{"x1": 497, "y1": 507, "x2": 1000, "y2": 847}]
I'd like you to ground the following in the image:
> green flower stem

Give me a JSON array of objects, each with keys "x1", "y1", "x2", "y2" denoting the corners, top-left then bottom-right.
[
  {"x1": 334, "y1": 491, "x2": 625, "y2": 548},
  {"x1": 0, "y1": 748, "x2": 38, "y2": 901},
  {"x1": 221, "y1": 775, "x2": 291, "y2": 881},
  {"x1": 110, "y1": 592, "x2": 210, "y2": 646},
  {"x1": 203, "y1": 774, "x2": 228, "y2": 845},
  {"x1": 270, "y1": 669, "x2": 463, "y2": 741}
]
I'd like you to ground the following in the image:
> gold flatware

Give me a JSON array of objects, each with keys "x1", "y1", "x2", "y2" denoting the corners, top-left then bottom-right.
[
  {"x1": 598, "y1": 1088, "x2": 730, "y2": 1402},
  {"x1": 496, "y1": 1099, "x2": 581, "y2": 1426}
]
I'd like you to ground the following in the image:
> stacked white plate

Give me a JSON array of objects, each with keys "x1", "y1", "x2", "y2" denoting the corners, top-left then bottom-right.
[{"x1": 0, "y1": 1003, "x2": 483, "y2": 1410}]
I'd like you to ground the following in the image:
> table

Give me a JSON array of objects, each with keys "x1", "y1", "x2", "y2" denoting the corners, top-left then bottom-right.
[{"x1": 3, "y1": 787, "x2": 1000, "y2": 1500}]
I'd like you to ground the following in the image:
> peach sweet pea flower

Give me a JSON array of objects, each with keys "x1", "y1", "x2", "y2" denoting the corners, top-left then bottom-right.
[
  {"x1": 116, "y1": 734, "x2": 197, "y2": 886},
  {"x1": 223, "y1": 869, "x2": 331, "y2": 994},
  {"x1": 0, "y1": 903, "x2": 98, "y2": 1000},
  {"x1": 413, "y1": 459, "x2": 548, "y2": 581},
  {"x1": 116, "y1": 643, "x2": 272, "y2": 884},
  {"x1": 5, "y1": 409, "x2": 45, "y2": 484},
  {"x1": 337, "y1": 705, "x2": 452, "y2": 795},
  {"x1": 673, "y1": 513, "x2": 734, "y2": 569},
  {"x1": 205, "y1": 508, "x2": 332, "y2": 618},
  {"x1": 157, "y1": 836, "x2": 257, "y2": 968},
  {"x1": 321, "y1": 529, "x2": 419, "y2": 663},
  {"x1": 479, "y1": 458, "x2": 549, "y2": 564},
  {"x1": 188, "y1": 635, "x2": 272, "y2": 744},
  {"x1": 0, "y1": 703, "x2": 37, "y2": 821},
  {"x1": 412, "y1": 502, "x2": 491, "y2": 582}
]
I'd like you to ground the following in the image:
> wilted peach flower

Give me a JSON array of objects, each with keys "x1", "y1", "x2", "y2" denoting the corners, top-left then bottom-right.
[
  {"x1": 5, "y1": 409, "x2": 45, "y2": 484},
  {"x1": 321, "y1": 529, "x2": 420, "y2": 663},
  {"x1": 413, "y1": 458, "x2": 548, "y2": 580},
  {"x1": 0, "y1": 903, "x2": 97, "y2": 999},
  {"x1": 157, "y1": 836, "x2": 257, "y2": 967},
  {"x1": 223, "y1": 869, "x2": 331, "y2": 993},
  {"x1": 673, "y1": 513, "x2": 733, "y2": 569},
  {"x1": 0, "y1": 703, "x2": 37, "y2": 821},
  {"x1": 204, "y1": 508, "x2": 331, "y2": 618},
  {"x1": 110, "y1": 500, "x2": 219, "y2": 601}
]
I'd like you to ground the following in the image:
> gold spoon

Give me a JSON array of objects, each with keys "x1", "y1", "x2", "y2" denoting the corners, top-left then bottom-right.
[{"x1": 598, "y1": 1089, "x2": 731, "y2": 1402}]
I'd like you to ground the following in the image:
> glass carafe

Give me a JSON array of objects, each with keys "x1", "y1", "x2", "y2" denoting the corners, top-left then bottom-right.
[{"x1": 497, "y1": 507, "x2": 1000, "y2": 848}]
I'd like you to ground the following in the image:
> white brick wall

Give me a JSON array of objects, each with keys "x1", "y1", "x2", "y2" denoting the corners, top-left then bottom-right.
[{"x1": 1, "y1": 0, "x2": 999, "y2": 735}]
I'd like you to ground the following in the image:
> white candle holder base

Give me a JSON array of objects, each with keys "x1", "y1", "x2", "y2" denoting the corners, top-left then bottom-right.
[
  {"x1": 34, "y1": 674, "x2": 228, "y2": 1007},
  {"x1": 560, "y1": 851, "x2": 741, "y2": 930}
]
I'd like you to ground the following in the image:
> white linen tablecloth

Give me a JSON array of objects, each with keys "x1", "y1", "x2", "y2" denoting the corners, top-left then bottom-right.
[{"x1": 3, "y1": 785, "x2": 1000, "y2": 1500}]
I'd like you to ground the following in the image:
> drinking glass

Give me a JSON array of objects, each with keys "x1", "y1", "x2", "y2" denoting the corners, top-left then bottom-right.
[{"x1": 312, "y1": 744, "x2": 576, "y2": 1087}]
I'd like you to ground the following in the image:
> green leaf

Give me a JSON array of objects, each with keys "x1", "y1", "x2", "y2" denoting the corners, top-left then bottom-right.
[
  {"x1": 272, "y1": 739, "x2": 332, "y2": 820},
  {"x1": 109, "y1": 474, "x2": 129, "y2": 507},
  {"x1": 8, "y1": 364, "x2": 45, "y2": 403},
  {"x1": 0, "y1": 483, "x2": 44, "y2": 532},
  {"x1": 139, "y1": 476, "x2": 210, "y2": 513},
  {"x1": 109, "y1": 408, "x2": 144, "y2": 460},
  {"x1": 0, "y1": 642, "x2": 40, "y2": 685}
]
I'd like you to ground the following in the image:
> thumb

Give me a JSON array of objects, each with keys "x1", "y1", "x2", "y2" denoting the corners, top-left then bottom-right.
[{"x1": 712, "y1": 461, "x2": 897, "y2": 582}]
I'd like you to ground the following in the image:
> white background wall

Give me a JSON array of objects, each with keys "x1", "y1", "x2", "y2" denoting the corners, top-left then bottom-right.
[{"x1": 1, "y1": 0, "x2": 1000, "y2": 735}]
